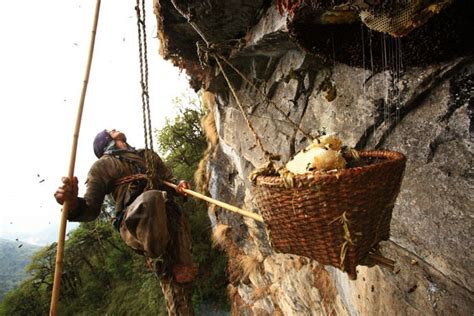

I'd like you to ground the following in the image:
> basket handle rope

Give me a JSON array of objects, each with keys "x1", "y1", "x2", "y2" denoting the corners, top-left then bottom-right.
[
  {"x1": 214, "y1": 53, "x2": 314, "y2": 141},
  {"x1": 214, "y1": 56, "x2": 280, "y2": 162}
]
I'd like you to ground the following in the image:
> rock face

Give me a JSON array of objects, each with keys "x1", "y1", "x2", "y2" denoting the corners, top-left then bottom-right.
[{"x1": 155, "y1": 1, "x2": 473, "y2": 314}]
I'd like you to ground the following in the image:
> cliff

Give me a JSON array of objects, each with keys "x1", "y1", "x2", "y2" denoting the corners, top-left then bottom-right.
[{"x1": 154, "y1": 1, "x2": 473, "y2": 314}]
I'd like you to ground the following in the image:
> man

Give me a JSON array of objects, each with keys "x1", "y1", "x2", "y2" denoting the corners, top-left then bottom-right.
[{"x1": 55, "y1": 129, "x2": 197, "y2": 315}]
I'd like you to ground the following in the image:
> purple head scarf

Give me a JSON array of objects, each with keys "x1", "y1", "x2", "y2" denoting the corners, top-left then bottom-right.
[{"x1": 93, "y1": 129, "x2": 113, "y2": 158}]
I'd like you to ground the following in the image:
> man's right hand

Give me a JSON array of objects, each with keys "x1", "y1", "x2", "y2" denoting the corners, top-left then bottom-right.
[{"x1": 54, "y1": 176, "x2": 79, "y2": 210}]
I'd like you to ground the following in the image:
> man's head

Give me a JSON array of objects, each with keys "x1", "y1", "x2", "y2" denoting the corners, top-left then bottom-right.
[
  {"x1": 93, "y1": 129, "x2": 128, "y2": 158},
  {"x1": 93, "y1": 129, "x2": 113, "y2": 158}
]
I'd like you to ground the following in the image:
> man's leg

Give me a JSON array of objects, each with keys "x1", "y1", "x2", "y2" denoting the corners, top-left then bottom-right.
[
  {"x1": 163, "y1": 199, "x2": 198, "y2": 282},
  {"x1": 161, "y1": 202, "x2": 197, "y2": 315},
  {"x1": 171, "y1": 213, "x2": 198, "y2": 283},
  {"x1": 119, "y1": 190, "x2": 170, "y2": 258},
  {"x1": 120, "y1": 191, "x2": 196, "y2": 315}
]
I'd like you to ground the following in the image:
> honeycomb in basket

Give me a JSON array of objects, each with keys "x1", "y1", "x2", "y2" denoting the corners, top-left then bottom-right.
[{"x1": 286, "y1": 134, "x2": 346, "y2": 174}]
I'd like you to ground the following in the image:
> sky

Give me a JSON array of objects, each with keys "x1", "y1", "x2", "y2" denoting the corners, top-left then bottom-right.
[{"x1": 0, "y1": 0, "x2": 195, "y2": 245}]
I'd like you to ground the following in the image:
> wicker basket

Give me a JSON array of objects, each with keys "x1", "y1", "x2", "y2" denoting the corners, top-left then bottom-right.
[{"x1": 253, "y1": 150, "x2": 406, "y2": 279}]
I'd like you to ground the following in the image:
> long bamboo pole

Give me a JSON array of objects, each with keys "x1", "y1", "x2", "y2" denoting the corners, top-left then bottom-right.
[
  {"x1": 49, "y1": 1, "x2": 101, "y2": 314},
  {"x1": 162, "y1": 180, "x2": 264, "y2": 222}
]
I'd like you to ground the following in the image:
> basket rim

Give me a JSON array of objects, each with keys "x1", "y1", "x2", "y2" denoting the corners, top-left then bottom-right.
[{"x1": 254, "y1": 150, "x2": 406, "y2": 187}]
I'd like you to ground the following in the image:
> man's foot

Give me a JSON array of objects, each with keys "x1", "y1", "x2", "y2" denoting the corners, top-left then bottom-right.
[{"x1": 171, "y1": 263, "x2": 199, "y2": 284}]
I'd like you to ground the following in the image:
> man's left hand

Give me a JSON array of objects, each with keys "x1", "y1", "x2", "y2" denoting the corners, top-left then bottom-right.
[{"x1": 176, "y1": 180, "x2": 190, "y2": 196}]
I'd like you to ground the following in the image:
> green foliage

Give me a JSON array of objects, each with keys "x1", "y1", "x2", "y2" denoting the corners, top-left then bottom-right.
[
  {"x1": 0, "y1": 282, "x2": 47, "y2": 316},
  {"x1": 102, "y1": 275, "x2": 166, "y2": 316},
  {"x1": 0, "y1": 92, "x2": 229, "y2": 314},
  {"x1": 156, "y1": 94, "x2": 207, "y2": 181}
]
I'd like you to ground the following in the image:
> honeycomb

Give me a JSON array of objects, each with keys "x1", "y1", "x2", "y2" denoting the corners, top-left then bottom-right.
[{"x1": 358, "y1": 0, "x2": 454, "y2": 37}]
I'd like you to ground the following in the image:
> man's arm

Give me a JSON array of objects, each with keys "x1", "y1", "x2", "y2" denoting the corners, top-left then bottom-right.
[
  {"x1": 54, "y1": 161, "x2": 110, "y2": 222},
  {"x1": 152, "y1": 151, "x2": 190, "y2": 196}
]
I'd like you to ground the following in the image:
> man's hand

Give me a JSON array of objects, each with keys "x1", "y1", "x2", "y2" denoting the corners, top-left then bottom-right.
[
  {"x1": 54, "y1": 176, "x2": 79, "y2": 210},
  {"x1": 175, "y1": 180, "x2": 190, "y2": 196}
]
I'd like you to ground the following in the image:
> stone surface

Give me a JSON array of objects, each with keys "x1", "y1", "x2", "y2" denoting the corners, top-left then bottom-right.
[
  {"x1": 328, "y1": 240, "x2": 473, "y2": 316},
  {"x1": 208, "y1": 50, "x2": 473, "y2": 314},
  {"x1": 156, "y1": 1, "x2": 474, "y2": 315}
]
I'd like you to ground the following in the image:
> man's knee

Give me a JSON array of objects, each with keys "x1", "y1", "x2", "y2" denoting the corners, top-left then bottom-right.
[{"x1": 141, "y1": 190, "x2": 167, "y2": 205}]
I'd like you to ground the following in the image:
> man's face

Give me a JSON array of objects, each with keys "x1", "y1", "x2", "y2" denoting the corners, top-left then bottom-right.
[{"x1": 107, "y1": 129, "x2": 126, "y2": 142}]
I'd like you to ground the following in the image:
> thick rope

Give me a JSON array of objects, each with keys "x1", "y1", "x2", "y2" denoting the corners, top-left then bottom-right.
[
  {"x1": 135, "y1": 0, "x2": 156, "y2": 189},
  {"x1": 215, "y1": 53, "x2": 314, "y2": 141},
  {"x1": 215, "y1": 57, "x2": 279, "y2": 161}
]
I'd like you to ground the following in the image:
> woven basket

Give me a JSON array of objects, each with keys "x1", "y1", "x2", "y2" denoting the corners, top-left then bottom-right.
[{"x1": 253, "y1": 150, "x2": 406, "y2": 279}]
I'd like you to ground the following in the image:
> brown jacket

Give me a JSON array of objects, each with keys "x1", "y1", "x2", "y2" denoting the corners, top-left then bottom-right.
[{"x1": 68, "y1": 149, "x2": 176, "y2": 222}]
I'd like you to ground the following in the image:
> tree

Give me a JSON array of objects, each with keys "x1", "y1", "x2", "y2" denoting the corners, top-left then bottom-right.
[
  {"x1": 156, "y1": 94, "x2": 208, "y2": 180},
  {"x1": 0, "y1": 282, "x2": 46, "y2": 316}
]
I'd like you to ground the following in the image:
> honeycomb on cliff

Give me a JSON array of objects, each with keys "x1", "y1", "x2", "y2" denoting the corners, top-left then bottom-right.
[
  {"x1": 358, "y1": 0, "x2": 454, "y2": 37},
  {"x1": 278, "y1": 0, "x2": 454, "y2": 37},
  {"x1": 284, "y1": 0, "x2": 473, "y2": 69}
]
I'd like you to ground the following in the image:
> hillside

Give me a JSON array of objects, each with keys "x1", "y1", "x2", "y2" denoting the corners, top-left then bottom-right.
[{"x1": 0, "y1": 238, "x2": 40, "y2": 301}]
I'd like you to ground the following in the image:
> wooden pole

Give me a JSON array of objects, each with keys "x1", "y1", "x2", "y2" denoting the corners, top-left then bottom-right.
[
  {"x1": 162, "y1": 180, "x2": 264, "y2": 223},
  {"x1": 49, "y1": 1, "x2": 101, "y2": 314}
]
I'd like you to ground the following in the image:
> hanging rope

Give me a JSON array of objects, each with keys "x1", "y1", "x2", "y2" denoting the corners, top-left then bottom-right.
[
  {"x1": 131, "y1": 4, "x2": 264, "y2": 223},
  {"x1": 135, "y1": 0, "x2": 156, "y2": 189},
  {"x1": 214, "y1": 53, "x2": 315, "y2": 141},
  {"x1": 215, "y1": 57, "x2": 280, "y2": 161}
]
